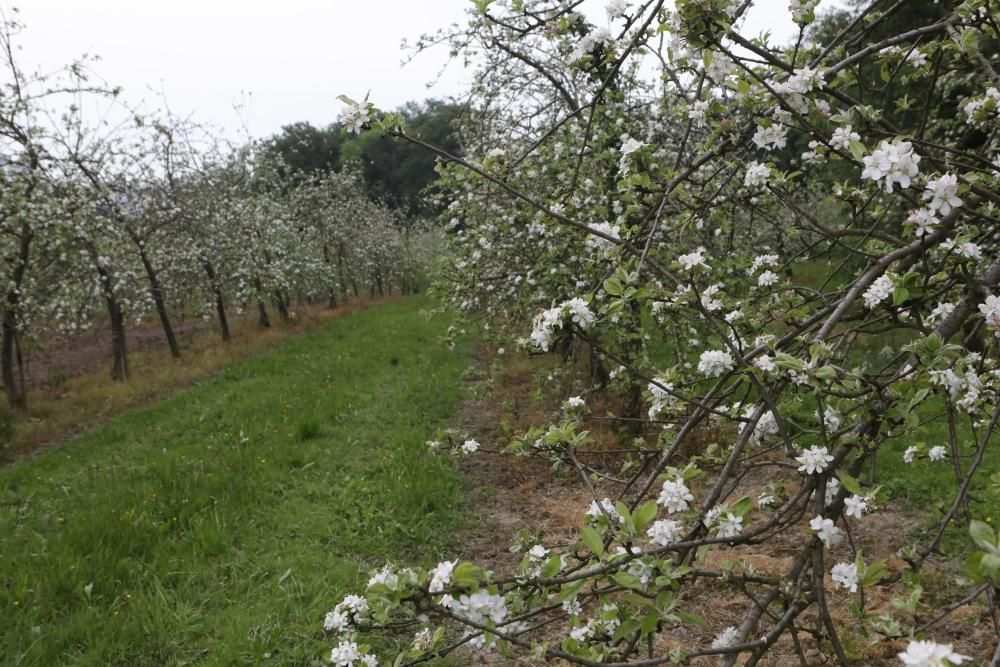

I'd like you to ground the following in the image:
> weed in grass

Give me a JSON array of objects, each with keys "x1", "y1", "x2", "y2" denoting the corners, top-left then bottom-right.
[{"x1": 294, "y1": 417, "x2": 322, "y2": 441}]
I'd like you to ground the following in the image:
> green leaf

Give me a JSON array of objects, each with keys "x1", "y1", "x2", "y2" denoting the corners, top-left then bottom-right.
[
  {"x1": 615, "y1": 501, "x2": 632, "y2": 529},
  {"x1": 848, "y1": 140, "x2": 866, "y2": 161},
  {"x1": 633, "y1": 501, "x2": 659, "y2": 532},
  {"x1": 604, "y1": 276, "x2": 623, "y2": 296},
  {"x1": 612, "y1": 617, "x2": 641, "y2": 642},
  {"x1": 452, "y1": 561, "x2": 481, "y2": 588},
  {"x1": 640, "y1": 613, "x2": 660, "y2": 635},
  {"x1": 981, "y1": 553, "x2": 1000, "y2": 578},
  {"x1": 862, "y1": 559, "x2": 888, "y2": 586},
  {"x1": 730, "y1": 495, "x2": 753, "y2": 517},
  {"x1": 542, "y1": 554, "x2": 562, "y2": 578},
  {"x1": 970, "y1": 520, "x2": 997, "y2": 552},
  {"x1": 813, "y1": 366, "x2": 837, "y2": 381},
  {"x1": 675, "y1": 611, "x2": 711, "y2": 631},
  {"x1": 839, "y1": 473, "x2": 862, "y2": 496},
  {"x1": 612, "y1": 572, "x2": 644, "y2": 590},
  {"x1": 559, "y1": 580, "x2": 586, "y2": 602},
  {"x1": 471, "y1": 0, "x2": 496, "y2": 13},
  {"x1": 892, "y1": 287, "x2": 910, "y2": 306},
  {"x1": 623, "y1": 593, "x2": 656, "y2": 611},
  {"x1": 581, "y1": 525, "x2": 605, "y2": 557}
]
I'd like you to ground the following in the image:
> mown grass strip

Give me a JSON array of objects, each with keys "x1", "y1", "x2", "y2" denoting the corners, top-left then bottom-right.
[{"x1": 0, "y1": 297, "x2": 469, "y2": 665}]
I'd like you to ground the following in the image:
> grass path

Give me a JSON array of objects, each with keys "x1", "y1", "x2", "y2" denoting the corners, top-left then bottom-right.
[{"x1": 1, "y1": 297, "x2": 469, "y2": 666}]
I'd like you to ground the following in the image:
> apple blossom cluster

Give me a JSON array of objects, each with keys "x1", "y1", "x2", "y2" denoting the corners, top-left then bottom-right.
[
  {"x1": 338, "y1": 99, "x2": 372, "y2": 135},
  {"x1": 961, "y1": 86, "x2": 999, "y2": 129},
  {"x1": 743, "y1": 161, "x2": 771, "y2": 188},
  {"x1": 697, "y1": 349, "x2": 734, "y2": 377},
  {"x1": 528, "y1": 298, "x2": 596, "y2": 351},
  {"x1": 657, "y1": 478, "x2": 694, "y2": 513},
  {"x1": 863, "y1": 273, "x2": 896, "y2": 309},
  {"x1": 788, "y1": 0, "x2": 820, "y2": 24},
  {"x1": 336, "y1": 0, "x2": 1000, "y2": 663},
  {"x1": 861, "y1": 140, "x2": 921, "y2": 192},
  {"x1": 898, "y1": 641, "x2": 970, "y2": 666}
]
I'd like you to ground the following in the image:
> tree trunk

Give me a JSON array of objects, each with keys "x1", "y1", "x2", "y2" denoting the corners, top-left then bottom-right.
[
  {"x1": 338, "y1": 243, "x2": 357, "y2": 297},
  {"x1": 203, "y1": 261, "x2": 230, "y2": 342},
  {"x1": 106, "y1": 287, "x2": 129, "y2": 381},
  {"x1": 253, "y1": 277, "x2": 271, "y2": 328},
  {"x1": 275, "y1": 293, "x2": 291, "y2": 323},
  {"x1": 2, "y1": 222, "x2": 33, "y2": 410},
  {"x1": 1, "y1": 312, "x2": 25, "y2": 410},
  {"x1": 322, "y1": 242, "x2": 338, "y2": 309},
  {"x1": 136, "y1": 242, "x2": 180, "y2": 359},
  {"x1": 89, "y1": 251, "x2": 129, "y2": 381}
]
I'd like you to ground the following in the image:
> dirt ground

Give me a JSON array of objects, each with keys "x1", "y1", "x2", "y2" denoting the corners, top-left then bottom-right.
[
  {"x1": 450, "y1": 343, "x2": 996, "y2": 666},
  {"x1": 9, "y1": 314, "x2": 229, "y2": 391}
]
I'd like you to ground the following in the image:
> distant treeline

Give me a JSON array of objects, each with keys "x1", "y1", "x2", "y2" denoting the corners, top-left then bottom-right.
[{"x1": 261, "y1": 99, "x2": 464, "y2": 216}]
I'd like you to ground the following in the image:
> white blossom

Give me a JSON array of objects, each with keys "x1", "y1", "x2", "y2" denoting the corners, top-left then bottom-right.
[
  {"x1": 744, "y1": 161, "x2": 771, "y2": 188},
  {"x1": 698, "y1": 349, "x2": 735, "y2": 377},
  {"x1": 809, "y1": 515, "x2": 842, "y2": 547},
  {"x1": 528, "y1": 544, "x2": 548, "y2": 560},
  {"x1": 831, "y1": 562, "x2": 859, "y2": 592},
  {"x1": 585, "y1": 222, "x2": 621, "y2": 253},
  {"x1": 757, "y1": 270, "x2": 779, "y2": 287},
  {"x1": 618, "y1": 134, "x2": 646, "y2": 173},
  {"x1": 928, "y1": 445, "x2": 947, "y2": 462},
  {"x1": 907, "y1": 208, "x2": 939, "y2": 236},
  {"x1": 844, "y1": 494, "x2": 868, "y2": 519},
  {"x1": 329, "y1": 640, "x2": 362, "y2": 666},
  {"x1": 830, "y1": 125, "x2": 860, "y2": 150},
  {"x1": 712, "y1": 625, "x2": 740, "y2": 649},
  {"x1": 429, "y1": 560, "x2": 457, "y2": 593},
  {"x1": 861, "y1": 140, "x2": 920, "y2": 192},
  {"x1": 898, "y1": 640, "x2": 970, "y2": 666},
  {"x1": 647, "y1": 519, "x2": 684, "y2": 546},
  {"x1": 923, "y1": 173, "x2": 962, "y2": 215},
  {"x1": 678, "y1": 247, "x2": 709, "y2": 270},
  {"x1": 863, "y1": 274, "x2": 895, "y2": 309},
  {"x1": 606, "y1": 0, "x2": 627, "y2": 19},
  {"x1": 754, "y1": 355, "x2": 776, "y2": 372},
  {"x1": 715, "y1": 512, "x2": 744, "y2": 539},
  {"x1": 978, "y1": 294, "x2": 1000, "y2": 330},
  {"x1": 586, "y1": 497, "x2": 622, "y2": 523},
  {"x1": 796, "y1": 446, "x2": 834, "y2": 475},
  {"x1": 658, "y1": 479, "x2": 694, "y2": 513},
  {"x1": 339, "y1": 100, "x2": 371, "y2": 134},
  {"x1": 752, "y1": 124, "x2": 788, "y2": 151}
]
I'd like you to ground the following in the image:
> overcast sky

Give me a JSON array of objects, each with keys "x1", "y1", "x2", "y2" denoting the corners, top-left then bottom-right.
[{"x1": 13, "y1": 1, "x2": 842, "y2": 139}]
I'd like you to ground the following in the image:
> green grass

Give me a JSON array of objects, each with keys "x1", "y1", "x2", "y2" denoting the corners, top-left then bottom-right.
[{"x1": 0, "y1": 297, "x2": 470, "y2": 666}]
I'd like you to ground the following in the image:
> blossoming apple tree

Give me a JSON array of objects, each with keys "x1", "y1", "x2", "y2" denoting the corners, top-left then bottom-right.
[
  {"x1": 329, "y1": 0, "x2": 1000, "y2": 664},
  {"x1": 0, "y1": 14, "x2": 438, "y2": 409}
]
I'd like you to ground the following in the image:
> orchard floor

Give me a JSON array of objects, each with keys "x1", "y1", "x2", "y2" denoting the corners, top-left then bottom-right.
[
  {"x1": 454, "y1": 344, "x2": 997, "y2": 666},
  {"x1": 0, "y1": 297, "x2": 470, "y2": 666}
]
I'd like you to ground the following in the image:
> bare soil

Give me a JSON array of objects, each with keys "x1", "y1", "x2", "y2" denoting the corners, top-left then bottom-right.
[{"x1": 12, "y1": 314, "x2": 233, "y2": 390}]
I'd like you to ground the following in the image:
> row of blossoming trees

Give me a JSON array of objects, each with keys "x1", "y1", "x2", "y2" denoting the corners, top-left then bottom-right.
[
  {"x1": 327, "y1": 0, "x2": 1000, "y2": 665},
  {"x1": 0, "y1": 17, "x2": 436, "y2": 412}
]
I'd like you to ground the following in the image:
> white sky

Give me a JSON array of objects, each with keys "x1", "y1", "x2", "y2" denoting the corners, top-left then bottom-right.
[{"x1": 13, "y1": 0, "x2": 843, "y2": 139}]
